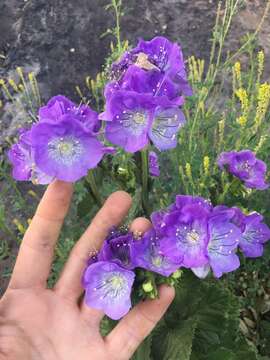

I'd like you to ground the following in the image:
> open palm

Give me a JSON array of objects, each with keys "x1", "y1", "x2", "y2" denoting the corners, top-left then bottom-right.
[{"x1": 0, "y1": 181, "x2": 174, "y2": 360}]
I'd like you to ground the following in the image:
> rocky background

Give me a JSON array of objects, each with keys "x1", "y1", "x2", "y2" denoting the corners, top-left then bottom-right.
[{"x1": 0, "y1": 0, "x2": 269, "y2": 107}]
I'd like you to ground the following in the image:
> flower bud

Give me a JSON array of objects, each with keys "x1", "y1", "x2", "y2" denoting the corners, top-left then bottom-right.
[
  {"x1": 142, "y1": 281, "x2": 153, "y2": 293},
  {"x1": 171, "y1": 269, "x2": 182, "y2": 279}
]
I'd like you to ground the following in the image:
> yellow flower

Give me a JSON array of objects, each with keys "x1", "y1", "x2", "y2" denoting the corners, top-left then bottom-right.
[
  {"x1": 257, "y1": 50, "x2": 265, "y2": 80},
  {"x1": 234, "y1": 61, "x2": 241, "y2": 84},
  {"x1": 255, "y1": 82, "x2": 270, "y2": 126},
  {"x1": 185, "y1": 163, "x2": 192, "y2": 179},
  {"x1": 236, "y1": 115, "x2": 247, "y2": 127},
  {"x1": 235, "y1": 88, "x2": 249, "y2": 114},
  {"x1": 203, "y1": 156, "x2": 210, "y2": 175}
]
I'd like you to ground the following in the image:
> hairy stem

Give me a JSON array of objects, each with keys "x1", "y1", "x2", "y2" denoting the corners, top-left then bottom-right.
[
  {"x1": 141, "y1": 149, "x2": 150, "y2": 216},
  {"x1": 86, "y1": 170, "x2": 103, "y2": 207}
]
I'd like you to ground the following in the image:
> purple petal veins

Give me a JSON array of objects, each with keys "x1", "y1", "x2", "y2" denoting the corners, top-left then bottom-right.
[
  {"x1": 217, "y1": 150, "x2": 269, "y2": 190},
  {"x1": 83, "y1": 261, "x2": 135, "y2": 320}
]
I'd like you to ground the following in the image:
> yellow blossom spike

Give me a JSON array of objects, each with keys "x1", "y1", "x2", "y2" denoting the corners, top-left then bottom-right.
[
  {"x1": 234, "y1": 61, "x2": 242, "y2": 86},
  {"x1": 254, "y1": 82, "x2": 270, "y2": 127},
  {"x1": 8, "y1": 79, "x2": 19, "y2": 92},
  {"x1": 203, "y1": 156, "x2": 210, "y2": 175},
  {"x1": 235, "y1": 88, "x2": 249, "y2": 115},
  {"x1": 28, "y1": 189, "x2": 39, "y2": 200},
  {"x1": 28, "y1": 72, "x2": 41, "y2": 106},
  {"x1": 218, "y1": 118, "x2": 225, "y2": 141},
  {"x1": 27, "y1": 218, "x2": 32, "y2": 225},
  {"x1": 257, "y1": 50, "x2": 265, "y2": 82},
  {"x1": 0, "y1": 79, "x2": 13, "y2": 101},
  {"x1": 185, "y1": 163, "x2": 192, "y2": 179},
  {"x1": 198, "y1": 59, "x2": 205, "y2": 81},
  {"x1": 18, "y1": 84, "x2": 24, "y2": 92},
  {"x1": 13, "y1": 218, "x2": 26, "y2": 234},
  {"x1": 254, "y1": 134, "x2": 267, "y2": 153},
  {"x1": 236, "y1": 115, "x2": 247, "y2": 127}
]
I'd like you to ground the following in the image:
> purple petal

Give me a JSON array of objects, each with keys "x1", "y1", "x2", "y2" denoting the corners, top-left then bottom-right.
[
  {"x1": 239, "y1": 213, "x2": 270, "y2": 257},
  {"x1": 207, "y1": 213, "x2": 241, "y2": 278},
  {"x1": 83, "y1": 261, "x2": 135, "y2": 320},
  {"x1": 31, "y1": 115, "x2": 107, "y2": 182},
  {"x1": 131, "y1": 228, "x2": 181, "y2": 276},
  {"x1": 149, "y1": 107, "x2": 185, "y2": 151}
]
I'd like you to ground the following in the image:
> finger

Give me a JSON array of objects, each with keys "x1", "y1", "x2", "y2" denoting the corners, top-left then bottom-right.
[
  {"x1": 129, "y1": 217, "x2": 152, "y2": 235},
  {"x1": 54, "y1": 191, "x2": 132, "y2": 303},
  {"x1": 106, "y1": 285, "x2": 175, "y2": 360},
  {"x1": 80, "y1": 216, "x2": 152, "y2": 326},
  {"x1": 9, "y1": 180, "x2": 73, "y2": 289}
]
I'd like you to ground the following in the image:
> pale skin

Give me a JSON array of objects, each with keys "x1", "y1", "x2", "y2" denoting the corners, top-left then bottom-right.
[{"x1": 0, "y1": 181, "x2": 175, "y2": 360}]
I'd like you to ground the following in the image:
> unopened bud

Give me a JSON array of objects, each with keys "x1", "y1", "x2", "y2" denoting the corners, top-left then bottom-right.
[
  {"x1": 171, "y1": 269, "x2": 182, "y2": 279},
  {"x1": 142, "y1": 281, "x2": 153, "y2": 293}
]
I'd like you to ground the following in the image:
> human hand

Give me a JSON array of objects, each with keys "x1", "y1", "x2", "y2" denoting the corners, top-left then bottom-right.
[{"x1": 0, "y1": 181, "x2": 174, "y2": 360}]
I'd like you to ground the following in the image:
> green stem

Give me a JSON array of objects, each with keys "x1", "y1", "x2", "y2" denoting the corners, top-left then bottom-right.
[
  {"x1": 86, "y1": 170, "x2": 102, "y2": 207},
  {"x1": 141, "y1": 149, "x2": 150, "y2": 216},
  {"x1": 112, "y1": 0, "x2": 122, "y2": 52}
]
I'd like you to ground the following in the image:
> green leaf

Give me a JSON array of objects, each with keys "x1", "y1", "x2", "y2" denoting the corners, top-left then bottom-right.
[
  {"x1": 131, "y1": 336, "x2": 152, "y2": 360},
  {"x1": 151, "y1": 317, "x2": 197, "y2": 360}
]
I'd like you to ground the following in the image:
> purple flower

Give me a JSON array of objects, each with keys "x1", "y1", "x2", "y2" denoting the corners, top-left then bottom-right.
[
  {"x1": 119, "y1": 65, "x2": 185, "y2": 105},
  {"x1": 217, "y1": 150, "x2": 269, "y2": 190},
  {"x1": 83, "y1": 261, "x2": 135, "y2": 320},
  {"x1": 191, "y1": 265, "x2": 210, "y2": 279},
  {"x1": 131, "y1": 228, "x2": 181, "y2": 276},
  {"x1": 149, "y1": 151, "x2": 160, "y2": 177},
  {"x1": 152, "y1": 195, "x2": 243, "y2": 278},
  {"x1": 39, "y1": 95, "x2": 101, "y2": 134},
  {"x1": 111, "y1": 36, "x2": 192, "y2": 97},
  {"x1": 238, "y1": 212, "x2": 270, "y2": 257},
  {"x1": 101, "y1": 90, "x2": 185, "y2": 152},
  {"x1": 99, "y1": 232, "x2": 135, "y2": 269},
  {"x1": 175, "y1": 195, "x2": 213, "y2": 212},
  {"x1": 8, "y1": 128, "x2": 53, "y2": 184},
  {"x1": 31, "y1": 114, "x2": 112, "y2": 182},
  {"x1": 159, "y1": 204, "x2": 210, "y2": 268},
  {"x1": 207, "y1": 208, "x2": 241, "y2": 278}
]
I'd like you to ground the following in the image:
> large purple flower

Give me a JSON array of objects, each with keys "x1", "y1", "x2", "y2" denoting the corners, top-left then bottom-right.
[
  {"x1": 83, "y1": 261, "x2": 135, "y2": 320},
  {"x1": 131, "y1": 228, "x2": 181, "y2": 276},
  {"x1": 31, "y1": 114, "x2": 112, "y2": 182},
  {"x1": 8, "y1": 128, "x2": 53, "y2": 184},
  {"x1": 218, "y1": 150, "x2": 269, "y2": 190},
  {"x1": 39, "y1": 95, "x2": 101, "y2": 133},
  {"x1": 101, "y1": 90, "x2": 185, "y2": 152},
  {"x1": 110, "y1": 36, "x2": 192, "y2": 97},
  {"x1": 119, "y1": 65, "x2": 185, "y2": 105},
  {"x1": 99, "y1": 232, "x2": 135, "y2": 269},
  {"x1": 206, "y1": 208, "x2": 241, "y2": 278},
  {"x1": 159, "y1": 204, "x2": 210, "y2": 268},
  {"x1": 238, "y1": 212, "x2": 270, "y2": 257}
]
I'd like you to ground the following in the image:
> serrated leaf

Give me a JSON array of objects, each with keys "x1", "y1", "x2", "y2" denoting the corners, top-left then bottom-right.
[
  {"x1": 151, "y1": 317, "x2": 197, "y2": 360},
  {"x1": 131, "y1": 336, "x2": 152, "y2": 360}
]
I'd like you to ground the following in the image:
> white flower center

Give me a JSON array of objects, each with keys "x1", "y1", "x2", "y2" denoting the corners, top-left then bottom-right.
[
  {"x1": 48, "y1": 136, "x2": 83, "y2": 165},
  {"x1": 186, "y1": 229, "x2": 200, "y2": 243}
]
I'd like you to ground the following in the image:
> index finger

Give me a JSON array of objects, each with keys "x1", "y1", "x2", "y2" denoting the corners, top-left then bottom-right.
[{"x1": 9, "y1": 180, "x2": 73, "y2": 289}]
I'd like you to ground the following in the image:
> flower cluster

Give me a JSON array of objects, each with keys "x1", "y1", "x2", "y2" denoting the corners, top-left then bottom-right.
[
  {"x1": 100, "y1": 36, "x2": 191, "y2": 152},
  {"x1": 218, "y1": 150, "x2": 269, "y2": 190},
  {"x1": 83, "y1": 195, "x2": 270, "y2": 319},
  {"x1": 8, "y1": 95, "x2": 113, "y2": 183}
]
